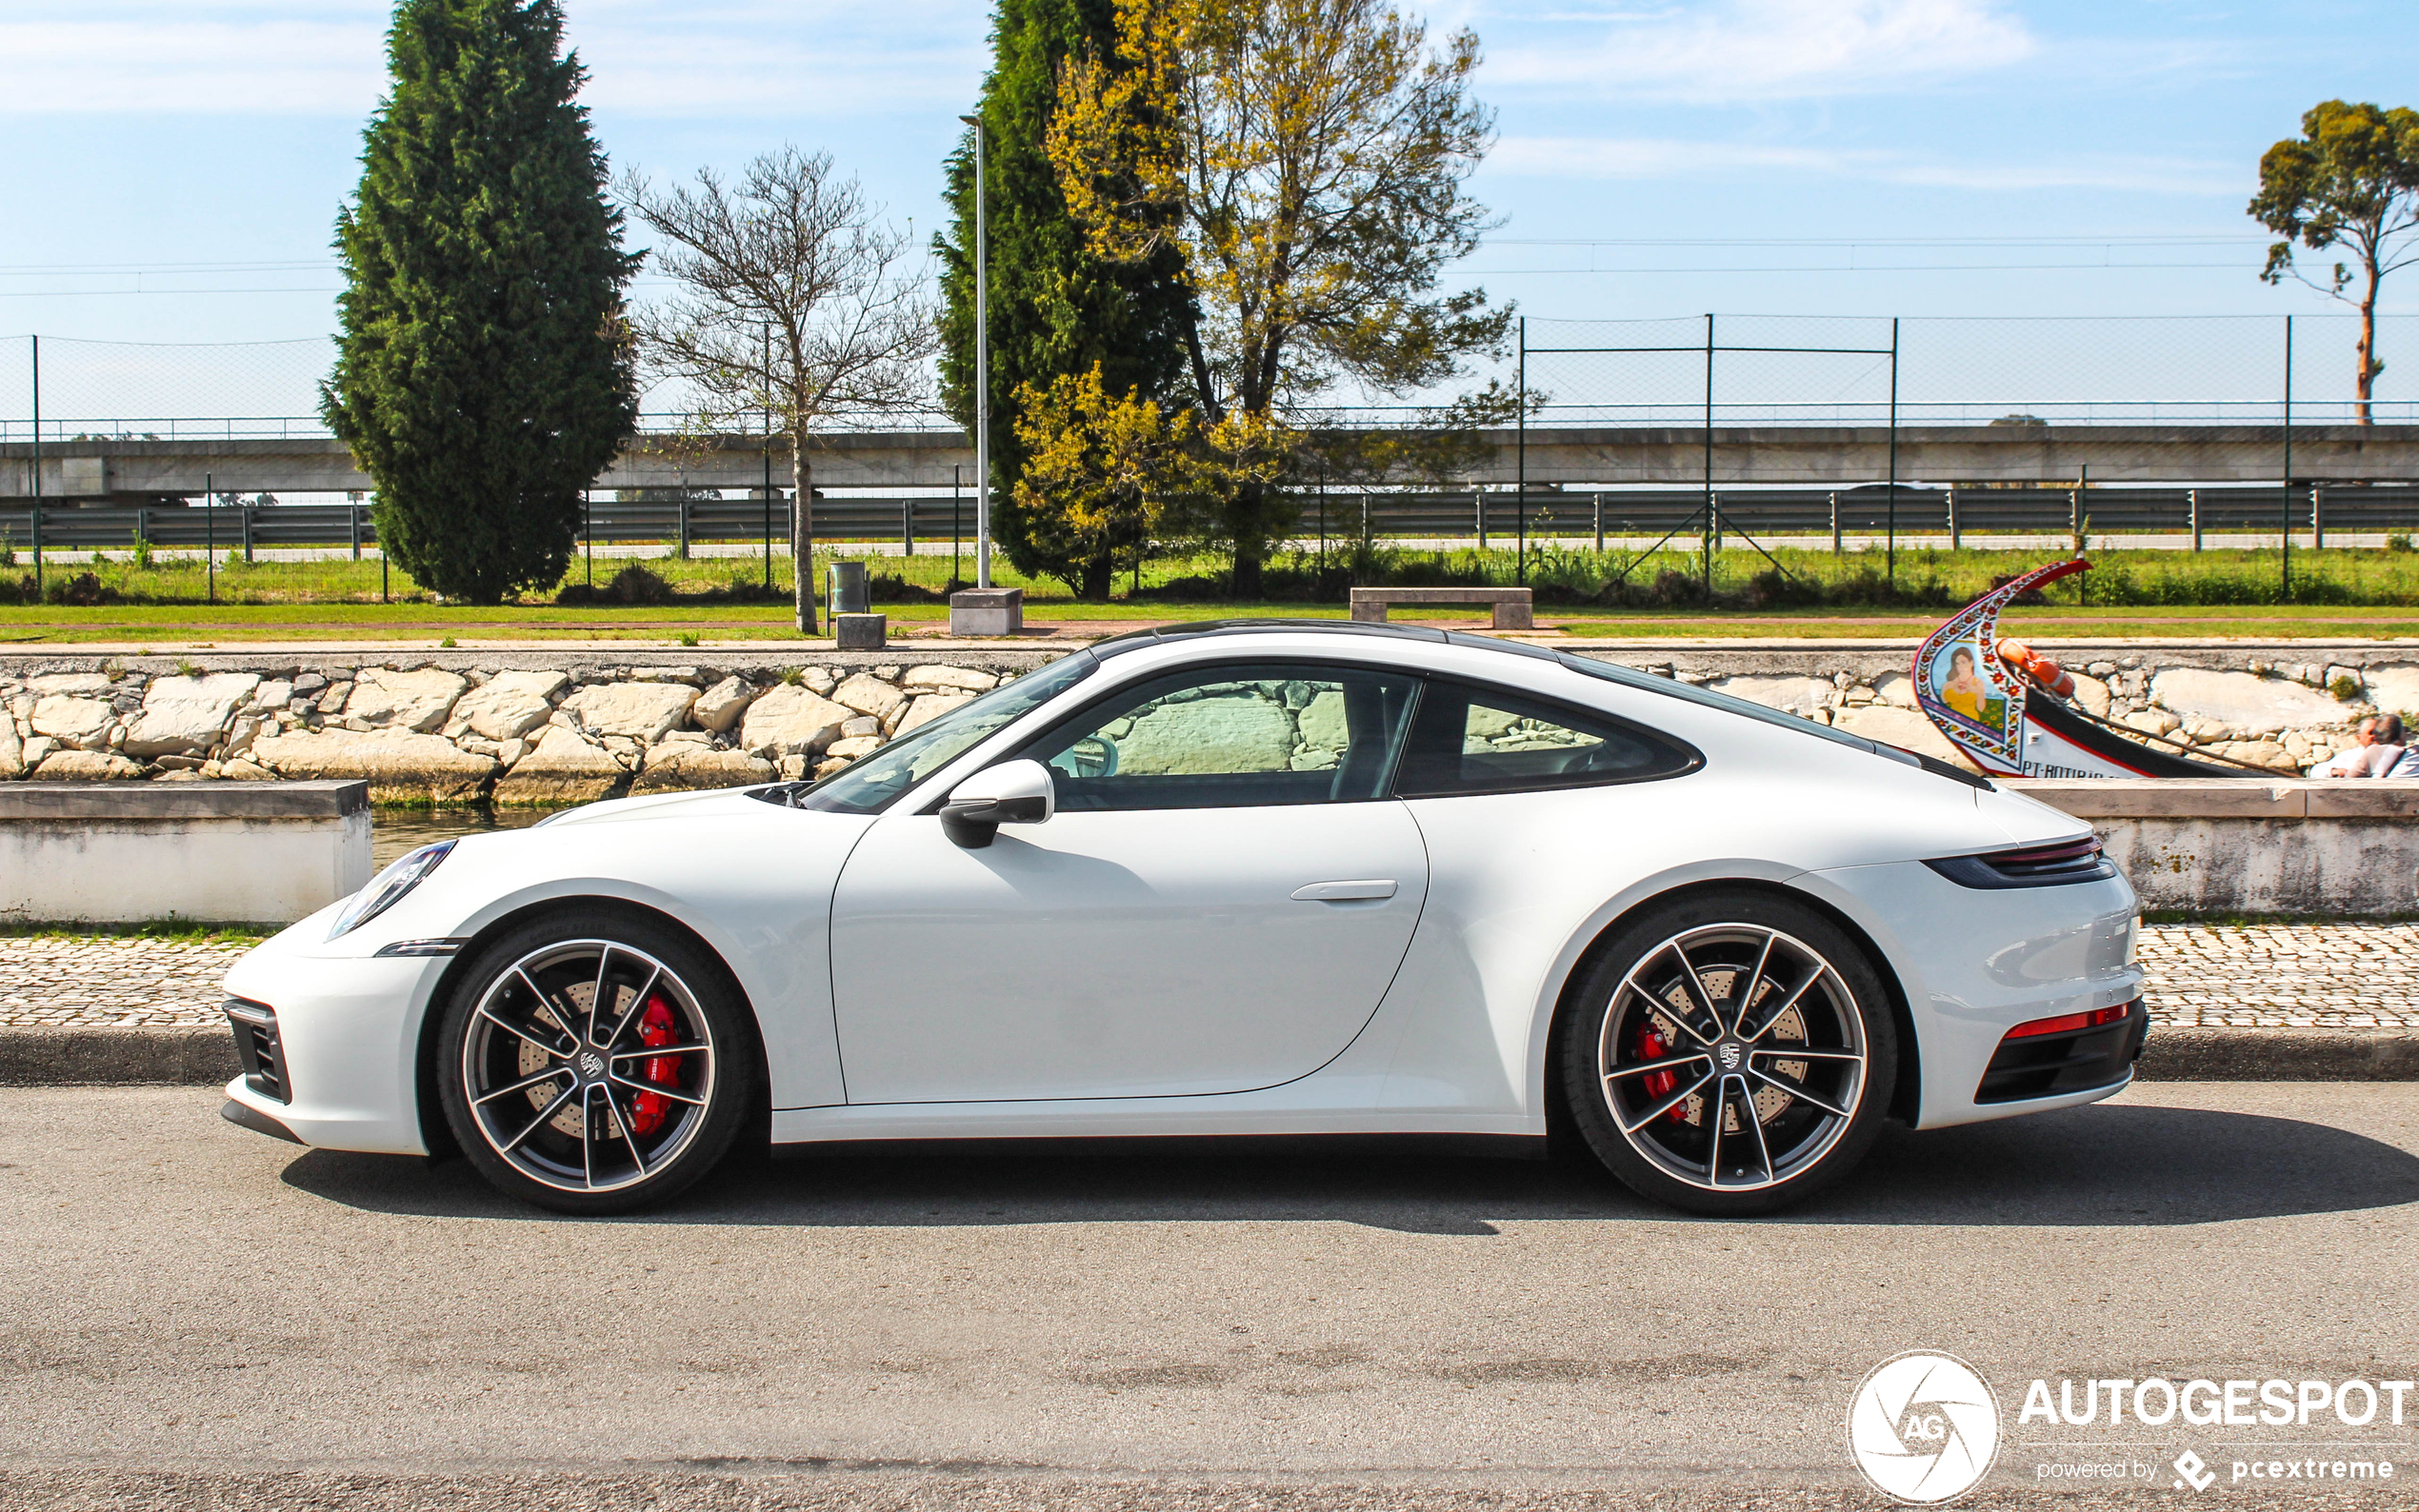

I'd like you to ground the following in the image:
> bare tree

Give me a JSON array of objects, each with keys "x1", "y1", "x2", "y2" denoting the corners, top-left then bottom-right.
[{"x1": 623, "y1": 148, "x2": 937, "y2": 631}]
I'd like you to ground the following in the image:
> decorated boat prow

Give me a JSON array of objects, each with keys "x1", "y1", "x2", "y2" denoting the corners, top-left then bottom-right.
[{"x1": 1910, "y1": 558, "x2": 2258, "y2": 779}]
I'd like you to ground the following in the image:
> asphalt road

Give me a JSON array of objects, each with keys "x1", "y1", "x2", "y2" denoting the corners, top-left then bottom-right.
[{"x1": 6, "y1": 1083, "x2": 2419, "y2": 1510}]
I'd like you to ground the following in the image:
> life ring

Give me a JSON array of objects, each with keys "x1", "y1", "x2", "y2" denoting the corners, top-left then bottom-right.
[{"x1": 1995, "y1": 637, "x2": 2075, "y2": 698}]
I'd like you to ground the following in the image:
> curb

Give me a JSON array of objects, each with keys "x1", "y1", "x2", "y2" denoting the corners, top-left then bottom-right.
[
  {"x1": 3, "y1": 1025, "x2": 2418, "y2": 1090},
  {"x1": 0, "y1": 1028, "x2": 240, "y2": 1087},
  {"x1": 2133, "y1": 1028, "x2": 2419, "y2": 1082}
]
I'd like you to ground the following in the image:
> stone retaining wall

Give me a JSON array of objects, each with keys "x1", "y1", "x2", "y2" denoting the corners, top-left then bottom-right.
[
  {"x1": 0, "y1": 650, "x2": 1061, "y2": 806},
  {"x1": 2, "y1": 641, "x2": 2415, "y2": 801}
]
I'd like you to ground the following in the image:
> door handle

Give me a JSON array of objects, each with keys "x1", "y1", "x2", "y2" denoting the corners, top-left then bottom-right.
[{"x1": 1290, "y1": 880, "x2": 1398, "y2": 902}]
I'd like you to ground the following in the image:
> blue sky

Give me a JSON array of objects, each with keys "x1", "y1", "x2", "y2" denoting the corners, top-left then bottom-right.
[{"x1": 1, "y1": 0, "x2": 2415, "y2": 419}]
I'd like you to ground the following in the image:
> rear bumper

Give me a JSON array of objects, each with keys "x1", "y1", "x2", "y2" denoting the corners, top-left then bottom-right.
[
  {"x1": 1975, "y1": 997, "x2": 2149, "y2": 1104},
  {"x1": 1799, "y1": 859, "x2": 2144, "y2": 1130}
]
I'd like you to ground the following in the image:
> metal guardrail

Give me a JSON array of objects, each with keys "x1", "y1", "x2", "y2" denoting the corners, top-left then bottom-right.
[{"x1": 2, "y1": 485, "x2": 2414, "y2": 558}]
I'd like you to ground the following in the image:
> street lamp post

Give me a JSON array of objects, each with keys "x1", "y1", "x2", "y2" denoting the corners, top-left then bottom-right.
[{"x1": 959, "y1": 113, "x2": 991, "y2": 590}]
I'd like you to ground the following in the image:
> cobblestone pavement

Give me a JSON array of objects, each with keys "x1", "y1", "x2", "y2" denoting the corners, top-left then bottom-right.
[
  {"x1": 6, "y1": 924, "x2": 2419, "y2": 1032},
  {"x1": 0, "y1": 938, "x2": 249, "y2": 1028},
  {"x1": 2137, "y1": 922, "x2": 2419, "y2": 1027}
]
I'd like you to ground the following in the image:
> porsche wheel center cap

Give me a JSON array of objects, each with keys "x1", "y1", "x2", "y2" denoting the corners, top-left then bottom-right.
[
  {"x1": 1716, "y1": 1041, "x2": 1744, "y2": 1072},
  {"x1": 577, "y1": 1050, "x2": 607, "y2": 1083}
]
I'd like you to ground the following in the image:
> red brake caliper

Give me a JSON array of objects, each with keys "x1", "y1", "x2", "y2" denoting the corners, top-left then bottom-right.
[
  {"x1": 629, "y1": 995, "x2": 680, "y2": 1137},
  {"x1": 1634, "y1": 1023, "x2": 1688, "y2": 1122}
]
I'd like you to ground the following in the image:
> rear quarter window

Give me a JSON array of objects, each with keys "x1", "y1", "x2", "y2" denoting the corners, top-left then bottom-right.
[{"x1": 1391, "y1": 680, "x2": 1701, "y2": 798}]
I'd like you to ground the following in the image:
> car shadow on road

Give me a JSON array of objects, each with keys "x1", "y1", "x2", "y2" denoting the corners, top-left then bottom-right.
[{"x1": 278, "y1": 1101, "x2": 2419, "y2": 1232}]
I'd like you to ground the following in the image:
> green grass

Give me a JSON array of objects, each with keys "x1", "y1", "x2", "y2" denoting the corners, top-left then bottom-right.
[
  {"x1": 0, "y1": 919, "x2": 274, "y2": 945},
  {"x1": 7, "y1": 541, "x2": 2419, "y2": 644}
]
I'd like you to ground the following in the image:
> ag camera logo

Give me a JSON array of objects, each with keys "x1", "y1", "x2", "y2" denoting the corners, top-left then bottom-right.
[{"x1": 1848, "y1": 1351, "x2": 2002, "y2": 1503}]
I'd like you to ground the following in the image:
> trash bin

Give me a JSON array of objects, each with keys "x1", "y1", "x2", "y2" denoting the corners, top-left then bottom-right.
[{"x1": 828, "y1": 560, "x2": 870, "y2": 616}]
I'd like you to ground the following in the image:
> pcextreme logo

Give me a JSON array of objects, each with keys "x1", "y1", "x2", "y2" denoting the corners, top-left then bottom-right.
[{"x1": 1847, "y1": 1351, "x2": 2003, "y2": 1504}]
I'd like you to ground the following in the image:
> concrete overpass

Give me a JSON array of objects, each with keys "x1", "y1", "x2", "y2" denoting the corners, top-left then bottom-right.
[{"x1": 2, "y1": 423, "x2": 2412, "y2": 502}]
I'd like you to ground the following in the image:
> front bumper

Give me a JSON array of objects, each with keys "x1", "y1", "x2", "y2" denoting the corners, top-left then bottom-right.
[{"x1": 219, "y1": 928, "x2": 451, "y2": 1156}]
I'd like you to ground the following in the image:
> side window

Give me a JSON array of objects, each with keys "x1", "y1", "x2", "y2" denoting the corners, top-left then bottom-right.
[
  {"x1": 1030, "y1": 664, "x2": 1421, "y2": 812},
  {"x1": 1392, "y1": 681, "x2": 1699, "y2": 798}
]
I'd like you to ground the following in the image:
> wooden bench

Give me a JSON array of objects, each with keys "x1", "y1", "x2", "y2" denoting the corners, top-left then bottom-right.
[{"x1": 1348, "y1": 586, "x2": 1534, "y2": 630}]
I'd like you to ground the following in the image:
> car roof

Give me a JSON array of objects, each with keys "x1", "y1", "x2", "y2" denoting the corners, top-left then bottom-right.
[{"x1": 1089, "y1": 617, "x2": 1563, "y2": 665}]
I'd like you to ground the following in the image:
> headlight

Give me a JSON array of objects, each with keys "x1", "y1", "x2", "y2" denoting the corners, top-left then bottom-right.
[{"x1": 328, "y1": 841, "x2": 456, "y2": 941}]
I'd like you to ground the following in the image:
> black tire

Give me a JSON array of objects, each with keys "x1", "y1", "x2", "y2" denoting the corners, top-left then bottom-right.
[
  {"x1": 1560, "y1": 889, "x2": 1897, "y2": 1216},
  {"x1": 435, "y1": 910, "x2": 758, "y2": 1215}
]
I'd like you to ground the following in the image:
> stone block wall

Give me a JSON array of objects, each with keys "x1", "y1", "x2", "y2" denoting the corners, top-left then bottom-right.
[
  {"x1": 0, "y1": 653, "x2": 1057, "y2": 806},
  {"x1": 3, "y1": 640, "x2": 2414, "y2": 800}
]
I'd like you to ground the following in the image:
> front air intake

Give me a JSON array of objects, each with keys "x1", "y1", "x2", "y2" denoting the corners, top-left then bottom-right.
[
  {"x1": 1925, "y1": 836, "x2": 2117, "y2": 890},
  {"x1": 223, "y1": 999, "x2": 289, "y2": 1104}
]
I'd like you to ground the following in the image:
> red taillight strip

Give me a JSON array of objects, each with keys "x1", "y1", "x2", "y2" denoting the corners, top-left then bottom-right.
[
  {"x1": 1993, "y1": 837, "x2": 2104, "y2": 868},
  {"x1": 2005, "y1": 1004, "x2": 2132, "y2": 1040}
]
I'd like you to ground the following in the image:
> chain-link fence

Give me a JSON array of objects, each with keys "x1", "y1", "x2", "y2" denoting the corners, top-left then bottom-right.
[
  {"x1": 0, "y1": 335, "x2": 954, "y2": 442},
  {"x1": 1510, "y1": 312, "x2": 2403, "y2": 429},
  {"x1": 2, "y1": 314, "x2": 2408, "y2": 440}
]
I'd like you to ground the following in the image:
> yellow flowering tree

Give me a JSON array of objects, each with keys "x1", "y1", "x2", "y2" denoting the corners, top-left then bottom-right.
[
  {"x1": 1012, "y1": 364, "x2": 1201, "y2": 599},
  {"x1": 1045, "y1": 0, "x2": 1508, "y2": 596}
]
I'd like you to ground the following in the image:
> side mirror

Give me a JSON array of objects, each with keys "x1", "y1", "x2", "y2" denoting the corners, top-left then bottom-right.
[{"x1": 940, "y1": 759, "x2": 1055, "y2": 849}]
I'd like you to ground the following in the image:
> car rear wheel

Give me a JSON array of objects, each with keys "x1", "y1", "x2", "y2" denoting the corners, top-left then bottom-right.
[
  {"x1": 1561, "y1": 890, "x2": 1896, "y2": 1216},
  {"x1": 435, "y1": 914, "x2": 757, "y2": 1215}
]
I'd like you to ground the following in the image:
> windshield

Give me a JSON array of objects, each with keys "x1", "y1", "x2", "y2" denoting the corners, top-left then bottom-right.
[{"x1": 767, "y1": 652, "x2": 1099, "y2": 815}]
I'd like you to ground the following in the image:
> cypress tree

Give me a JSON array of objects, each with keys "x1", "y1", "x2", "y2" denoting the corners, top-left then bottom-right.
[
  {"x1": 937, "y1": 0, "x2": 1193, "y2": 600},
  {"x1": 324, "y1": 0, "x2": 638, "y2": 605}
]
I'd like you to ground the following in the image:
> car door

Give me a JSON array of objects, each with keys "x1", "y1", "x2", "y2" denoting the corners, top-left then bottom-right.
[{"x1": 828, "y1": 660, "x2": 1429, "y2": 1104}]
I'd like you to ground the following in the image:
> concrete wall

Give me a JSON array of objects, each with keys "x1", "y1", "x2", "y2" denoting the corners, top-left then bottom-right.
[
  {"x1": 0, "y1": 781, "x2": 370, "y2": 925},
  {"x1": 10, "y1": 421, "x2": 2419, "y2": 499},
  {"x1": 2013, "y1": 780, "x2": 2419, "y2": 915}
]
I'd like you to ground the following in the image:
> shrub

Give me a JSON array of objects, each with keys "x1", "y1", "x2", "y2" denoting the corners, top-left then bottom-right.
[
  {"x1": 2391, "y1": 534, "x2": 2414, "y2": 553},
  {"x1": 43, "y1": 572, "x2": 116, "y2": 607},
  {"x1": 557, "y1": 563, "x2": 671, "y2": 606}
]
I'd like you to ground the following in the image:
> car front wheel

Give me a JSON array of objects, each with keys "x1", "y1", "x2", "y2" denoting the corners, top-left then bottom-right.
[
  {"x1": 1561, "y1": 891, "x2": 1896, "y2": 1216},
  {"x1": 435, "y1": 914, "x2": 757, "y2": 1214}
]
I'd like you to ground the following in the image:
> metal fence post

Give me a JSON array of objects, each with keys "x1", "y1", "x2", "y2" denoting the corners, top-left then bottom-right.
[
  {"x1": 1829, "y1": 491, "x2": 1840, "y2": 553},
  {"x1": 28, "y1": 334, "x2": 39, "y2": 593},
  {"x1": 677, "y1": 497, "x2": 690, "y2": 558},
  {"x1": 241, "y1": 503, "x2": 253, "y2": 563},
  {"x1": 2282, "y1": 314, "x2": 2294, "y2": 599},
  {"x1": 206, "y1": 472, "x2": 214, "y2": 605},
  {"x1": 2189, "y1": 488, "x2": 2202, "y2": 551},
  {"x1": 952, "y1": 465, "x2": 963, "y2": 585},
  {"x1": 350, "y1": 501, "x2": 361, "y2": 561},
  {"x1": 1515, "y1": 315, "x2": 1527, "y2": 585},
  {"x1": 2311, "y1": 481, "x2": 2324, "y2": 549},
  {"x1": 1702, "y1": 312, "x2": 1715, "y2": 600},
  {"x1": 1475, "y1": 487, "x2": 1486, "y2": 551},
  {"x1": 1885, "y1": 316, "x2": 1900, "y2": 588},
  {"x1": 903, "y1": 496, "x2": 914, "y2": 557},
  {"x1": 1947, "y1": 487, "x2": 1960, "y2": 551},
  {"x1": 1593, "y1": 493, "x2": 1603, "y2": 552}
]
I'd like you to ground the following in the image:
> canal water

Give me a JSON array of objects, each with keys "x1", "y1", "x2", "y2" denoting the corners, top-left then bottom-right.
[{"x1": 371, "y1": 808, "x2": 557, "y2": 867}]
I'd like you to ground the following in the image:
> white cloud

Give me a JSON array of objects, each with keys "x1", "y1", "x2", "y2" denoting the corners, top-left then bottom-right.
[
  {"x1": 1490, "y1": 135, "x2": 2240, "y2": 196},
  {"x1": 0, "y1": 18, "x2": 385, "y2": 113},
  {"x1": 0, "y1": 0, "x2": 986, "y2": 116},
  {"x1": 1487, "y1": 0, "x2": 2037, "y2": 101}
]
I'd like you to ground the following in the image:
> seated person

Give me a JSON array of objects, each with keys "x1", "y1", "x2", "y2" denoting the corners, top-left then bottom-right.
[{"x1": 2312, "y1": 714, "x2": 2407, "y2": 777}]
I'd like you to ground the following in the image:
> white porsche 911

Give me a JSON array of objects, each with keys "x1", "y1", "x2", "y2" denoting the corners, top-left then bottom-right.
[{"x1": 220, "y1": 621, "x2": 2146, "y2": 1216}]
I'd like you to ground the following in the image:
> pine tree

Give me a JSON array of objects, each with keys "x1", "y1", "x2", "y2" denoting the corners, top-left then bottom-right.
[
  {"x1": 937, "y1": 0, "x2": 1193, "y2": 600},
  {"x1": 324, "y1": 0, "x2": 638, "y2": 605}
]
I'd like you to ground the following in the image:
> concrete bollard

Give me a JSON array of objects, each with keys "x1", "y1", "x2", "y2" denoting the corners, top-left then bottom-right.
[
  {"x1": 949, "y1": 587, "x2": 1024, "y2": 638},
  {"x1": 833, "y1": 612, "x2": 888, "y2": 650}
]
